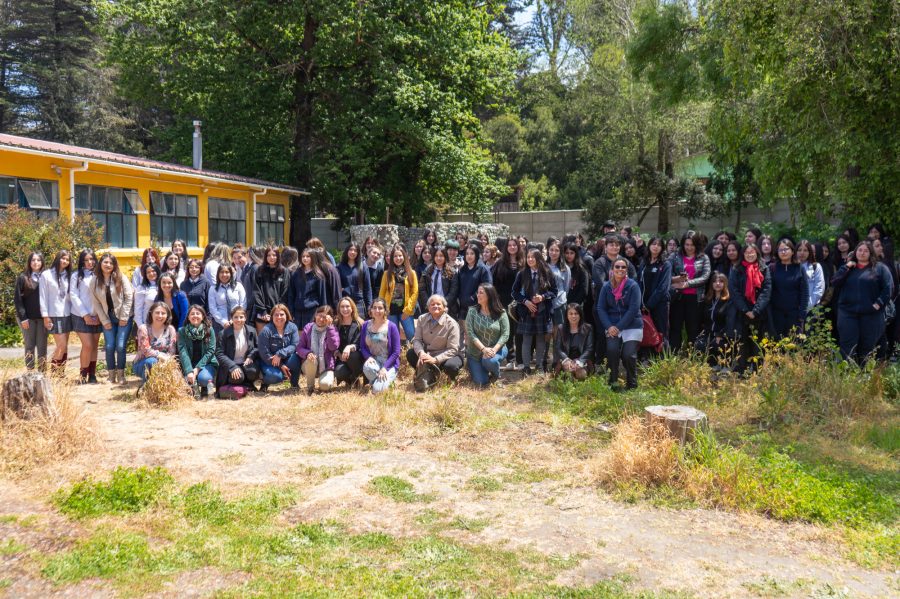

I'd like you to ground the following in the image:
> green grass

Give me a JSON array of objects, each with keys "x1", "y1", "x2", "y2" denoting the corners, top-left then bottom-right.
[
  {"x1": 450, "y1": 516, "x2": 491, "y2": 532},
  {"x1": 466, "y1": 475, "x2": 503, "y2": 493},
  {"x1": 368, "y1": 475, "x2": 434, "y2": 503},
  {"x1": 532, "y1": 375, "x2": 656, "y2": 423},
  {"x1": 52, "y1": 466, "x2": 174, "y2": 519},
  {"x1": 41, "y1": 474, "x2": 681, "y2": 597},
  {"x1": 0, "y1": 538, "x2": 26, "y2": 555}
]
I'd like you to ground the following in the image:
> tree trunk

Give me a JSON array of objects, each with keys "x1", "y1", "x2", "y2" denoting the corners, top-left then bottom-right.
[
  {"x1": 289, "y1": 12, "x2": 318, "y2": 248},
  {"x1": 1, "y1": 372, "x2": 56, "y2": 421},
  {"x1": 644, "y1": 405, "x2": 708, "y2": 444},
  {"x1": 656, "y1": 129, "x2": 671, "y2": 233}
]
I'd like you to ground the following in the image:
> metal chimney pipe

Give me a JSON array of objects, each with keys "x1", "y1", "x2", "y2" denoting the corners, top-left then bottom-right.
[{"x1": 192, "y1": 120, "x2": 203, "y2": 170}]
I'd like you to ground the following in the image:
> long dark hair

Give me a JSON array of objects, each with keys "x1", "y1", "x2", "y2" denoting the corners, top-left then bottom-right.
[
  {"x1": 478, "y1": 283, "x2": 504, "y2": 319},
  {"x1": 524, "y1": 248, "x2": 553, "y2": 294},
  {"x1": 429, "y1": 247, "x2": 455, "y2": 279},
  {"x1": 341, "y1": 242, "x2": 367, "y2": 293},
  {"x1": 93, "y1": 253, "x2": 124, "y2": 295},
  {"x1": 215, "y1": 264, "x2": 237, "y2": 289},
  {"x1": 385, "y1": 244, "x2": 412, "y2": 278},
  {"x1": 186, "y1": 304, "x2": 213, "y2": 343},
  {"x1": 141, "y1": 263, "x2": 161, "y2": 288},
  {"x1": 832, "y1": 234, "x2": 853, "y2": 269},
  {"x1": 22, "y1": 251, "x2": 44, "y2": 290},
  {"x1": 559, "y1": 303, "x2": 589, "y2": 344},
  {"x1": 50, "y1": 250, "x2": 72, "y2": 290},
  {"x1": 851, "y1": 241, "x2": 877, "y2": 270},
  {"x1": 646, "y1": 236, "x2": 665, "y2": 264},
  {"x1": 155, "y1": 272, "x2": 181, "y2": 302},
  {"x1": 562, "y1": 242, "x2": 586, "y2": 274},
  {"x1": 161, "y1": 250, "x2": 184, "y2": 280},
  {"x1": 301, "y1": 248, "x2": 326, "y2": 280},
  {"x1": 495, "y1": 236, "x2": 524, "y2": 278},
  {"x1": 74, "y1": 249, "x2": 96, "y2": 289},
  {"x1": 261, "y1": 246, "x2": 285, "y2": 277}
]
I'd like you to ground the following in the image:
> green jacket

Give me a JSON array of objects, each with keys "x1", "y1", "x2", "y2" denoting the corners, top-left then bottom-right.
[{"x1": 177, "y1": 325, "x2": 218, "y2": 373}]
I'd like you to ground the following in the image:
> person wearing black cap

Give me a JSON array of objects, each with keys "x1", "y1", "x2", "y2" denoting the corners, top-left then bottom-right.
[{"x1": 602, "y1": 220, "x2": 617, "y2": 235}]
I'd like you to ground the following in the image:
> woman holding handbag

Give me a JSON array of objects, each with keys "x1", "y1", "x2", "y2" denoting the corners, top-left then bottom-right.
[{"x1": 637, "y1": 236, "x2": 671, "y2": 351}]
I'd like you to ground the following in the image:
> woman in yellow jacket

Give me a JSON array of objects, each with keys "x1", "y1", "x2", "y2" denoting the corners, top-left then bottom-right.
[{"x1": 379, "y1": 244, "x2": 418, "y2": 342}]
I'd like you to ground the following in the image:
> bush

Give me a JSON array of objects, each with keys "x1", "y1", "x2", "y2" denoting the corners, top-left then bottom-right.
[
  {"x1": 0, "y1": 323, "x2": 23, "y2": 347},
  {"x1": 53, "y1": 466, "x2": 174, "y2": 518},
  {"x1": 0, "y1": 207, "x2": 104, "y2": 326}
]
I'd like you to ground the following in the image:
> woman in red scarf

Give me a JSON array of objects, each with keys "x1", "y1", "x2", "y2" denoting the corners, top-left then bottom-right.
[{"x1": 727, "y1": 243, "x2": 772, "y2": 374}]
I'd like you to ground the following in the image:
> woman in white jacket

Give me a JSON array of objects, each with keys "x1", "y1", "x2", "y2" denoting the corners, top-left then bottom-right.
[
  {"x1": 39, "y1": 250, "x2": 73, "y2": 375},
  {"x1": 69, "y1": 250, "x2": 102, "y2": 384},
  {"x1": 134, "y1": 264, "x2": 160, "y2": 328},
  {"x1": 796, "y1": 240, "x2": 825, "y2": 309},
  {"x1": 208, "y1": 264, "x2": 246, "y2": 334}
]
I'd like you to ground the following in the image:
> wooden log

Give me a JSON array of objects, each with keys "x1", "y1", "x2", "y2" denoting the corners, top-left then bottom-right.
[
  {"x1": 1, "y1": 373, "x2": 57, "y2": 421},
  {"x1": 644, "y1": 405, "x2": 708, "y2": 444}
]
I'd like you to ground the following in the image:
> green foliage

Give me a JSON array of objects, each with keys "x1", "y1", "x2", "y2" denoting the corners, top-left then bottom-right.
[
  {"x1": 43, "y1": 529, "x2": 153, "y2": 583},
  {"x1": 53, "y1": 466, "x2": 174, "y2": 519},
  {"x1": 368, "y1": 475, "x2": 433, "y2": 503},
  {"x1": 0, "y1": 324, "x2": 23, "y2": 348},
  {"x1": 882, "y1": 363, "x2": 900, "y2": 406},
  {"x1": 466, "y1": 475, "x2": 503, "y2": 493},
  {"x1": 104, "y1": 0, "x2": 517, "y2": 228},
  {"x1": 518, "y1": 175, "x2": 559, "y2": 211},
  {"x1": 176, "y1": 482, "x2": 296, "y2": 527},
  {"x1": 0, "y1": 207, "x2": 105, "y2": 326}
]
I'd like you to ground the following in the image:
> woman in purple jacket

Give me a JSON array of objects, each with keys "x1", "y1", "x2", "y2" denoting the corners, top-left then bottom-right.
[
  {"x1": 360, "y1": 298, "x2": 402, "y2": 394},
  {"x1": 296, "y1": 305, "x2": 340, "y2": 395}
]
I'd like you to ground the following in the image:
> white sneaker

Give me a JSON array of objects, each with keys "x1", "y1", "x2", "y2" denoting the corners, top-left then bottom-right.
[{"x1": 514, "y1": 363, "x2": 525, "y2": 371}]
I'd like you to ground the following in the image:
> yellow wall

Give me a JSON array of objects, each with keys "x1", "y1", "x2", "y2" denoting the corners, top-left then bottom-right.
[{"x1": 0, "y1": 148, "x2": 291, "y2": 272}]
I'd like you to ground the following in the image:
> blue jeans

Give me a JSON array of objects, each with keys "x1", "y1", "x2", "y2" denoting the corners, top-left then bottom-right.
[
  {"x1": 260, "y1": 354, "x2": 302, "y2": 386},
  {"x1": 362, "y1": 359, "x2": 398, "y2": 394},
  {"x1": 194, "y1": 364, "x2": 217, "y2": 386},
  {"x1": 132, "y1": 356, "x2": 158, "y2": 381},
  {"x1": 467, "y1": 346, "x2": 507, "y2": 386},
  {"x1": 389, "y1": 314, "x2": 415, "y2": 341},
  {"x1": 103, "y1": 316, "x2": 133, "y2": 370}
]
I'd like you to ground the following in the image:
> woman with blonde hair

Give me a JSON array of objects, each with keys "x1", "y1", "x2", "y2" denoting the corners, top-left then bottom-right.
[{"x1": 334, "y1": 297, "x2": 365, "y2": 387}]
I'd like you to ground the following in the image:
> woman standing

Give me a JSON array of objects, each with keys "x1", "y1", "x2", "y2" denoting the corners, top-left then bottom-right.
[
  {"x1": 553, "y1": 303, "x2": 593, "y2": 380},
  {"x1": 40, "y1": 250, "x2": 73, "y2": 375},
  {"x1": 724, "y1": 241, "x2": 742, "y2": 278},
  {"x1": 796, "y1": 240, "x2": 825, "y2": 310},
  {"x1": 491, "y1": 237, "x2": 523, "y2": 367},
  {"x1": 133, "y1": 264, "x2": 160, "y2": 328},
  {"x1": 334, "y1": 297, "x2": 365, "y2": 388},
  {"x1": 338, "y1": 242, "x2": 372, "y2": 317},
  {"x1": 596, "y1": 258, "x2": 643, "y2": 390},
  {"x1": 728, "y1": 244, "x2": 772, "y2": 374},
  {"x1": 562, "y1": 243, "x2": 590, "y2": 310},
  {"x1": 91, "y1": 253, "x2": 134, "y2": 384},
  {"x1": 203, "y1": 242, "x2": 232, "y2": 285},
  {"x1": 707, "y1": 241, "x2": 728, "y2": 275},
  {"x1": 254, "y1": 247, "x2": 289, "y2": 332},
  {"x1": 546, "y1": 239, "x2": 571, "y2": 327},
  {"x1": 156, "y1": 272, "x2": 189, "y2": 329},
  {"x1": 208, "y1": 264, "x2": 247, "y2": 334},
  {"x1": 131, "y1": 248, "x2": 160, "y2": 288},
  {"x1": 697, "y1": 273, "x2": 740, "y2": 368},
  {"x1": 360, "y1": 298, "x2": 401, "y2": 394},
  {"x1": 637, "y1": 236, "x2": 672, "y2": 347},
  {"x1": 161, "y1": 251, "x2": 186, "y2": 286},
  {"x1": 289, "y1": 248, "x2": 326, "y2": 330},
  {"x1": 177, "y1": 305, "x2": 218, "y2": 397},
  {"x1": 180, "y1": 259, "x2": 210, "y2": 313},
  {"x1": 768, "y1": 240, "x2": 809, "y2": 339},
  {"x1": 419, "y1": 247, "x2": 459, "y2": 317},
  {"x1": 465, "y1": 284, "x2": 509, "y2": 387},
  {"x1": 669, "y1": 232, "x2": 711, "y2": 352},
  {"x1": 69, "y1": 250, "x2": 102, "y2": 383},
  {"x1": 411, "y1": 239, "x2": 427, "y2": 276},
  {"x1": 831, "y1": 241, "x2": 893, "y2": 364},
  {"x1": 379, "y1": 244, "x2": 418, "y2": 343},
  {"x1": 257, "y1": 304, "x2": 301, "y2": 390},
  {"x1": 759, "y1": 235, "x2": 775, "y2": 267},
  {"x1": 133, "y1": 302, "x2": 177, "y2": 382},
  {"x1": 456, "y1": 244, "x2": 493, "y2": 333},
  {"x1": 415, "y1": 245, "x2": 433, "y2": 279},
  {"x1": 296, "y1": 305, "x2": 340, "y2": 394},
  {"x1": 214, "y1": 306, "x2": 259, "y2": 398},
  {"x1": 306, "y1": 237, "x2": 337, "y2": 266},
  {"x1": 15, "y1": 253, "x2": 46, "y2": 371},
  {"x1": 171, "y1": 239, "x2": 190, "y2": 266},
  {"x1": 512, "y1": 248, "x2": 557, "y2": 374}
]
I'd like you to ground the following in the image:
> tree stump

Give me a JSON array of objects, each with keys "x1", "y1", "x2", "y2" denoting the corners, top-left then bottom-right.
[
  {"x1": 644, "y1": 405, "x2": 708, "y2": 444},
  {"x1": 1, "y1": 373, "x2": 57, "y2": 421}
]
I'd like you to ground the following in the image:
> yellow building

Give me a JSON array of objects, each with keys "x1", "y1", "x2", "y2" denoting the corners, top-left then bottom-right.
[{"x1": 0, "y1": 133, "x2": 306, "y2": 270}]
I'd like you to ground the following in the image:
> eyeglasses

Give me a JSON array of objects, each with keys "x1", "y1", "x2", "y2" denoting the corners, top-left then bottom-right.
[
  {"x1": 613, "y1": 265, "x2": 627, "y2": 270},
  {"x1": 778, "y1": 248, "x2": 791, "y2": 253}
]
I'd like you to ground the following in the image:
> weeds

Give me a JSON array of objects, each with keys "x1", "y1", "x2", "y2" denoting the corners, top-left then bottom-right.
[
  {"x1": 368, "y1": 475, "x2": 434, "y2": 503},
  {"x1": 53, "y1": 466, "x2": 174, "y2": 519},
  {"x1": 138, "y1": 357, "x2": 194, "y2": 408}
]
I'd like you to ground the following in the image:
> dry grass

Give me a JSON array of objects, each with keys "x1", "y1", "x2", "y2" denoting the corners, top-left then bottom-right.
[
  {"x1": 138, "y1": 358, "x2": 194, "y2": 409},
  {"x1": 0, "y1": 371, "x2": 99, "y2": 477},
  {"x1": 590, "y1": 415, "x2": 679, "y2": 488}
]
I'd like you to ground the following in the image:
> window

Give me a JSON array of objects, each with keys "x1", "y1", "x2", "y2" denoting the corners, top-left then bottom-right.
[
  {"x1": 150, "y1": 192, "x2": 198, "y2": 247},
  {"x1": 208, "y1": 197, "x2": 246, "y2": 245},
  {"x1": 0, "y1": 175, "x2": 59, "y2": 220},
  {"x1": 74, "y1": 185, "x2": 143, "y2": 248},
  {"x1": 256, "y1": 202, "x2": 285, "y2": 244}
]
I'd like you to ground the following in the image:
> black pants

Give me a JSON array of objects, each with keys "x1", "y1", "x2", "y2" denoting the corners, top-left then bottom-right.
[
  {"x1": 215, "y1": 361, "x2": 260, "y2": 391},
  {"x1": 606, "y1": 337, "x2": 639, "y2": 389},
  {"x1": 505, "y1": 317, "x2": 523, "y2": 365},
  {"x1": 669, "y1": 295, "x2": 702, "y2": 352},
  {"x1": 334, "y1": 350, "x2": 364, "y2": 385},
  {"x1": 838, "y1": 311, "x2": 886, "y2": 365},
  {"x1": 406, "y1": 348, "x2": 463, "y2": 380},
  {"x1": 735, "y1": 317, "x2": 764, "y2": 374}
]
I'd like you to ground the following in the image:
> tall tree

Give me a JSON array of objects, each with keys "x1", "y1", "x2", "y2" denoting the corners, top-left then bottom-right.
[{"x1": 105, "y1": 0, "x2": 516, "y2": 241}]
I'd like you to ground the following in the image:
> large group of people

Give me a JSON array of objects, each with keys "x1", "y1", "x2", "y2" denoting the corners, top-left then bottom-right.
[{"x1": 12, "y1": 220, "x2": 898, "y2": 397}]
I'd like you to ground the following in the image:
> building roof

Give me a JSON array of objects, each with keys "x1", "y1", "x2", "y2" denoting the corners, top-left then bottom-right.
[{"x1": 0, "y1": 133, "x2": 307, "y2": 195}]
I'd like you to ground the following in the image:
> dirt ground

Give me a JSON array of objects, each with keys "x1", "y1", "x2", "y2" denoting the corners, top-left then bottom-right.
[{"x1": 1, "y1": 377, "x2": 897, "y2": 598}]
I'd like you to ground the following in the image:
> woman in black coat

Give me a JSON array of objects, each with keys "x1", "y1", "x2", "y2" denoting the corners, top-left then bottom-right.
[
  {"x1": 419, "y1": 248, "x2": 459, "y2": 317},
  {"x1": 562, "y1": 242, "x2": 590, "y2": 309},
  {"x1": 637, "y1": 236, "x2": 672, "y2": 346},
  {"x1": 334, "y1": 297, "x2": 365, "y2": 386},
  {"x1": 553, "y1": 303, "x2": 593, "y2": 380},
  {"x1": 214, "y1": 306, "x2": 260, "y2": 397},
  {"x1": 729, "y1": 243, "x2": 772, "y2": 374},
  {"x1": 253, "y1": 247, "x2": 290, "y2": 332},
  {"x1": 697, "y1": 273, "x2": 741, "y2": 369},
  {"x1": 768, "y1": 239, "x2": 809, "y2": 339}
]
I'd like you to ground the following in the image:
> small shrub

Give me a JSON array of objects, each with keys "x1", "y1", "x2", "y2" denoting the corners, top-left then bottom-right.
[
  {"x1": 640, "y1": 352, "x2": 715, "y2": 397},
  {"x1": 883, "y1": 362, "x2": 900, "y2": 406},
  {"x1": 0, "y1": 324, "x2": 22, "y2": 348},
  {"x1": 368, "y1": 475, "x2": 433, "y2": 503},
  {"x1": 466, "y1": 476, "x2": 503, "y2": 493},
  {"x1": 139, "y1": 357, "x2": 194, "y2": 408},
  {"x1": 594, "y1": 416, "x2": 679, "y2": 488},
  {"x1": 54, "y1": 466, "x2": 174, "y2": 519}
]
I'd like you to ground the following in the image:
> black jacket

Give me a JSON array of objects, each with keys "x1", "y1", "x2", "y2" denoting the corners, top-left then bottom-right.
[
  {"x1": 565, "y1": 264, "x2": 590, "y2": 307},
  {"x1": 832, "y1": 263, "x2": 893, "y2": 315},
  {"x1": 638, "y1": 258, "x2": 672, "y2": 310},
  {"x1": 729, "y1": 263, "x2": 772, "y2": 317},
  {"x1": 215, "y1": 326, "x2": 259, "y2": 373},
  {"x1": 253, "y1": 266, "x2": 289, "y2": 320},
  {"x1": 490, "y1": 261, "x2": 520, "y2": 305},
  {"x1": 241, "y1": 263, "x2": 258, "y2": 319},
  {"x1": 337, "y1": 321, "x2": 361, "y2": 352},
  {"x1": 419, "y1": 266, "x2": 459, "y2": 317},
  {"x1": 700, "y1": 296, "x2": 741, "y2": 340},
  {"x1": 554, "y1": 323, "x2": 594, "y2": 364},
  {"x1": 14, "y1": 274, "x2": 41, "y2": 322},
  {"x1": 180, "y1": 276, "x2": 210, "y2": 313}
]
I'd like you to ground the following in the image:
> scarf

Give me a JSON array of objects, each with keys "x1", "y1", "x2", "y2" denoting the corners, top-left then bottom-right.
[
  {"x1": 612, "y1": 277, "x2": 626, "y2": 302},
  {"x1": 183, "y1": 323, "x2": 207, "y2": 342},
  {"x1": 742, "y1": 260, "x2": 763, "y2": 304},
  {"x1": 310, "y1": 324, "x2": 327, "y2": 374}
]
